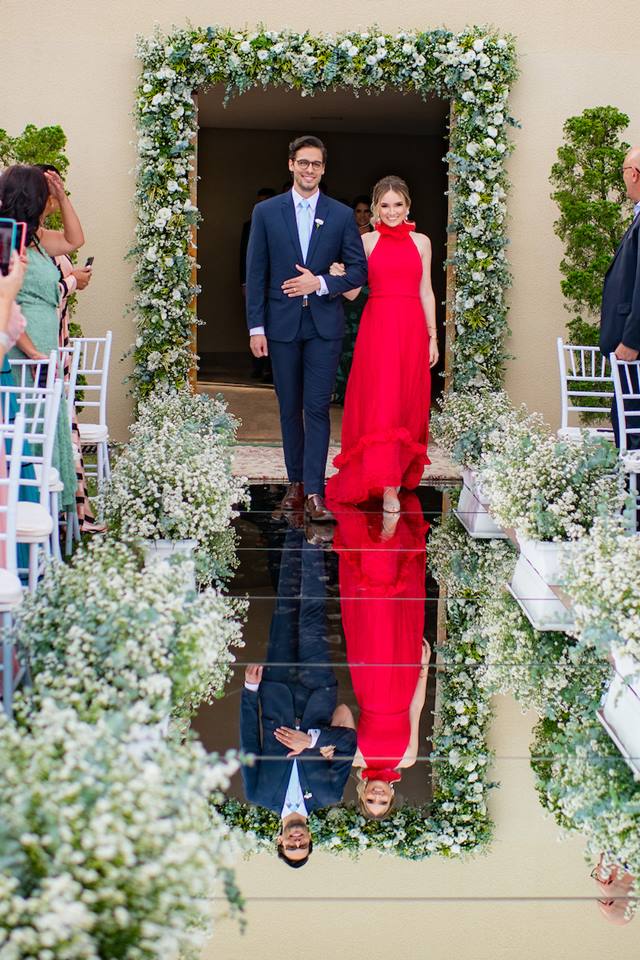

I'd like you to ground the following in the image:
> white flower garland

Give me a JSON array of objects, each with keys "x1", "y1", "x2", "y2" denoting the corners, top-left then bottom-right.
[{"x1": 132, "y1": 26, "x2": 517, "y2": 395}]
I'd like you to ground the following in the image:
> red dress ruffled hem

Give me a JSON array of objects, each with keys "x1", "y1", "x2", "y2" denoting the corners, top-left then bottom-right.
[{"x1": 327, "y1": 426, "x2": 430, "y2": 504}]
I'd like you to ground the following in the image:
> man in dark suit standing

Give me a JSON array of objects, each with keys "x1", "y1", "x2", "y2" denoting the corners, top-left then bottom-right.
[
  {"x1": 600, "y1": 147, "x2": 640, "y2": 446},
  {"x1": 246, "y1": 136, "x2": 368, "y2": 522},
  {"x1": 240, "y1": 526, "x2": 356, "y2": 868}
]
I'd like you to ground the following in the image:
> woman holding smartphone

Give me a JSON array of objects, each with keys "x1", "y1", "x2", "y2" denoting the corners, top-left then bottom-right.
[
  {"x1": 36, "y1": 164, "x2": 99, "y2": 533},
  {"x1": 0, "y1": 164, "x2": 83, "y2": 521}
]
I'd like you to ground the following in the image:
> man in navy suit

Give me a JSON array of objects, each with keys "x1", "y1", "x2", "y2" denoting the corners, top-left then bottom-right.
[
  {"x1": 240, "y1": 526, "x2": 356, "y2": 868},
  {"x1": 246, "y1": 135, "x2": 368, "y2": 522},
  {"x1": 600, "y1": 146, "x2": 640, "y2": 447}
]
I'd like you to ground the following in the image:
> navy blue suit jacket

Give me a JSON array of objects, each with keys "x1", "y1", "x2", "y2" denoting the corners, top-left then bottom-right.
[
  {"x1": 245, "y1": 191, "x2": 368, "y2": 341},
  {"x1": 240, "y1": 685, "x2": 356, "y2": 814},
  {"x1": 600, "y1": 216, "x2": 640, "y2": 355}
]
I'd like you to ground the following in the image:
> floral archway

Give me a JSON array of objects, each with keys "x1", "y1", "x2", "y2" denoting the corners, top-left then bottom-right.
[{"x1": 132, "y1": 26, "x2": 517, "y2": 398}]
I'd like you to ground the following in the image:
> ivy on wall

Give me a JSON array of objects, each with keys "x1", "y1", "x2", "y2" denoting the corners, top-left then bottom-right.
[{"x1": 133, "y1": 26, "x2": 518, "y2": 397}]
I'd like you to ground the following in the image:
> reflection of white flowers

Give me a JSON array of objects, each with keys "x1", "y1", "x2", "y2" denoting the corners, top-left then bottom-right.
[{"x1": 133, "y1": 26, "x2": 516, "y2": 395}]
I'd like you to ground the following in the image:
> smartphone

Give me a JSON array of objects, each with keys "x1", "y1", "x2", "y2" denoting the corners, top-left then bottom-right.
[
  {"x1": 0, "y1": 218, "x2": 17, "y2": 276},
  {"x1": 85, "y1": 256, "x2": 94, "y2": 267},
  {"x1": 14, "y1": 222, "x2": 26, "y2": 257}
]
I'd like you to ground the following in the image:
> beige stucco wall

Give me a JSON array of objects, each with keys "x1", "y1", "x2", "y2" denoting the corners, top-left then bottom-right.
[{"x1": 3, "y1": 1, "x2": 639, "y2": 438}]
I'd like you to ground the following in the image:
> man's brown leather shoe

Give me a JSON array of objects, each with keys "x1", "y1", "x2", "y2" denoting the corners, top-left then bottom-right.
[
  {"x1": 304, "y1": 494, "x2": 335, "y2": 523},
  {"x1": 279, "y1": 482, "x2": 305, "y2": 512}
]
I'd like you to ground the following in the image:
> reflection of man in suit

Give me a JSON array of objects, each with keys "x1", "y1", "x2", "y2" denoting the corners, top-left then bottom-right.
[
  {"x1": 601, "y1": 146, "x2": 640, "y2": 447},
  {"x1": 241, "y1": 526, "x2": 355, "y2": 868}
]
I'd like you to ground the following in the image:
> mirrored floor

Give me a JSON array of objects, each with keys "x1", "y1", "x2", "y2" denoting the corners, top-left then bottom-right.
[{"x1": 194, "y1": 485, "x2": 639, "y2": 957}]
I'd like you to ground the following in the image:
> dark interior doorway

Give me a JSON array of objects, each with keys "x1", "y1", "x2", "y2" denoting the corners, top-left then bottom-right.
[{"x1": 196, "y1": 84, "x2": 450, "y2": 404}]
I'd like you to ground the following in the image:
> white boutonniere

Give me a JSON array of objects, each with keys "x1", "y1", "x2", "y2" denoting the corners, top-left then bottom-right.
[{"x1": 314, "y1": 218, "x2": 324, "y2": 230}]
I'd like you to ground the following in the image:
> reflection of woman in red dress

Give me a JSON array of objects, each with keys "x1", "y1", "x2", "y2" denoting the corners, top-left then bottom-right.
[
  {"x1": 326, "y1": 175, "x2": 439, "y2": 514},
  {"x1": 333, "y1": 493, "x2": 430, "y2": 818}
]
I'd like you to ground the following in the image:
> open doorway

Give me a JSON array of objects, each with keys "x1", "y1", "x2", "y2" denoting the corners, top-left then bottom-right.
[{"x1": 195, "y1": 84, "x2": 449, "y2": 438}]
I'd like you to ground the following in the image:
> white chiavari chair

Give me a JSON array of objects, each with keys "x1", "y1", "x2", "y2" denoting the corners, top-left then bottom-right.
[
  {"x1": 557, "y1": 338, "x2": 615, "y2": 442},
  {"x1": 610, "y1": 355, "x2": 640, "y2": 511},
  {"x1": 71, "y1": 332, "x2": 112, "y2": 486},
  {"x1": 0, "y1": 413, "x2": 27, "y2": 717},
  {"x1": 0, "y1": 379, "x2": 62, "y2": 591},
  {"x1": 57, "y1": 341, "x2": 81, "y2": 554},
  {"x1": 10, "y1": 351, "x2": 68, "y2": 560}
]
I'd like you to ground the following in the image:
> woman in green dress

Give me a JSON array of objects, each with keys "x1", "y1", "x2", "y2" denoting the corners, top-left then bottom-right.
[{"x1": 0, "y1": 165, "x2": 85, "y2": 515}]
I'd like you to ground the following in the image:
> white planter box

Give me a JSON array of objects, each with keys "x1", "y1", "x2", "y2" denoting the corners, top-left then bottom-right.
[
  {"x1": 516, "y1": 532, "x2": 571, "y2": 586},
  {"x1": 598, "y1": 665, "x2": 640, "y2": 780},
  {"x1": 508, "y1": 553, "x2": 575, "y2": 632},
  {"x1": 454, "y1": 468, "x2": 507, "y2": 540},
  {"x1": 141, "y1": 538, "x2": 198, "y2": 590}
]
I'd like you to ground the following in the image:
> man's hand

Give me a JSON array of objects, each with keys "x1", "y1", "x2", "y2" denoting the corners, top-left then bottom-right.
[
  {"x1": 245, "y1": 664, "x2": 263, "y2": 685},
  {"x1": 615, "y1": 343, "x2": 640, "y2": 362},
  {"x1": 250, "y1": 335, "x2": 268, "y2": 358},
  {"x1": 281, "y1": 265, "x2": 321, "y2": 298},
  {"x1": 274, "y1": 726, "x2": 312, "y2": 757}
]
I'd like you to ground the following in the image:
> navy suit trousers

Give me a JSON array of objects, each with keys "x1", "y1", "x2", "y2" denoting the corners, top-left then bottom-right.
[{"x1": 268, "y1": 310, "x2": 342, "y2": 495}]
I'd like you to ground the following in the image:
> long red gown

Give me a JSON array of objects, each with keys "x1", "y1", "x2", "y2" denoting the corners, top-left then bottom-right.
[
  {"x1": 333, "y1": 493, "x2": 428, "y2": 776},
  {"x1": 326, "y1": 220, "x2": 431, "y2": 504}
]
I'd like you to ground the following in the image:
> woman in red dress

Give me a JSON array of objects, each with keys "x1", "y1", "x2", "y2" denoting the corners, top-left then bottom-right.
[
  {"x1": 332, "y1": 492, "x2": 431, "y2": 818},
  {"x1": 326, "y1": 176, "x2": 439, "y2": 513}
]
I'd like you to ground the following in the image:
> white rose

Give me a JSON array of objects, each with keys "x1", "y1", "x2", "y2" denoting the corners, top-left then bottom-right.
[
  {"x1": 239, "y1": 40, "x2": 251, "y2": 53},
  {"x1": 473, "y1": 39, "x2": 484, "y2": 52},
  {"x1": 257, "y1": 49, "x2": 269, "y2": 61}
]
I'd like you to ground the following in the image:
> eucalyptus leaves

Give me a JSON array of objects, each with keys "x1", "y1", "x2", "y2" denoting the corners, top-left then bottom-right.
[{"x1": 133, "y1": 25, "x2": 517, "y2": 395}]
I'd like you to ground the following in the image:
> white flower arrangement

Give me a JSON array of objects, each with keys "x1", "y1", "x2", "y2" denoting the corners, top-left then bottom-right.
[
  {"x1": 430, "y1": 389, "x2": 544, "y2": 469},
  {"x1": 102, "y1": 389, "x2": 249, "y2": 586},
  {"x1": 562, "y1": 515, "x2": 640, "y2": 666},
  {"x1": 476, "y1": 590, "x2": 608, "y2": 719},
  {"x1": 0, "y1": 702, "x2": 251, "y2": 958},
  {"x1": 132, "y1": 26, "x2": 517, "y2": 396},
  {"x1": 478, "y1": 428, "x2": 623, "y2": 541},
  {"x1": 14, "y1": 538, "x2": 245, "y2": 722},
  {"x1": 532, "y1": 715, "x2": 640, "y2": 889}
]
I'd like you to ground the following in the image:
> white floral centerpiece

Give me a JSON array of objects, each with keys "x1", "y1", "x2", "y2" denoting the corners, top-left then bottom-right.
[
  {"x1": 532, "y1": 715, "x2": 640, "y2": 891},
  {"x1": 0, "y1": 702, "x2": 251, "y2": 958},
  {"x1": 479, "y1": 428, "x2": 622, "y2": 544},
  {"x1": 102, "y1": 388, "x2": 249, "y2": 586},
  {"x1": 476, "y1": 590, "x2": 608, "y2": 719},
  {"x1": 431, "y1": 389, "x2": 542, "y2": 472},
  {"x1": 14, "y1": 538, "x2": 245, "y2": 723},
  {"x1": 562, "y1": 515, "x2": 640, "y2": 665}
]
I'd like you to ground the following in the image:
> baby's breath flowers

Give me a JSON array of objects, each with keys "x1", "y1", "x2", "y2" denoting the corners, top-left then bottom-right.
[
  {"x1": 14, "y1": 538, "x2": 245, "y2": 722},
  {"x1": 0, "y1": 702, "x2": 251, "y2": 958}
]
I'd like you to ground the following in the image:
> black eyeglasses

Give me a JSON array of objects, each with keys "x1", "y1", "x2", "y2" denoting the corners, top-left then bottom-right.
[
  {"x1": 622, "y1": 166, "x2": 640, "y2": 175},
  {"x1": 294, "y1": 159, "x2": 324, "y2": 171}
]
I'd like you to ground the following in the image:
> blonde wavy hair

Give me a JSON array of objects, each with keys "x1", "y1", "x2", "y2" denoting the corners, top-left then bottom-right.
[
  {"x1": 370, "y1": 175, "x2": 412, "y2": 224},
  {"x1": 355, "y1": 770, "x2": 397, "y2": 820}
]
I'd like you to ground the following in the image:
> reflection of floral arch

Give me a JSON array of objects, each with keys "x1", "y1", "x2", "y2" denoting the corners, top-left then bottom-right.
[{"x1": 132, "y1": 26, "x2": 517, "y2": 398}]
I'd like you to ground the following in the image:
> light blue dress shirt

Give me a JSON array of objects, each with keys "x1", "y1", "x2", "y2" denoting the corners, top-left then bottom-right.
[{"x1": 249, "y1": 187, "x2": 328, "y2": 336}]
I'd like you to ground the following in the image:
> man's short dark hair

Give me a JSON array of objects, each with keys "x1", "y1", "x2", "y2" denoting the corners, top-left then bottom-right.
[
  {"x1": 277, "y1": 838, "x2": 313, "y2": 868},
  {"x1": 288, "y1": 136, "x2": 327, "y2": 164}
]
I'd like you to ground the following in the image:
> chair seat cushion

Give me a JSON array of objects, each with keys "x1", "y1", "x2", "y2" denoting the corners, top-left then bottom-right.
[
  {"x1": 79, "y1": 422, "x2": 108, "y2": 443},
  {"x1": 16, "y1": 502, "x2": 53, "y2": 540},
  {"x1": 0, "y1": 568, "x2": 23, "y2": 608}
]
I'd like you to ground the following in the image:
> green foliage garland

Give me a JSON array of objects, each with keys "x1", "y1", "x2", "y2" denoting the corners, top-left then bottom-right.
[
  {"x1": 551, "y1": 106, "x2": 631, "y2": 346},
  {"x1": 133, "y1": 25, "x2": 517, "y2": 396}
]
